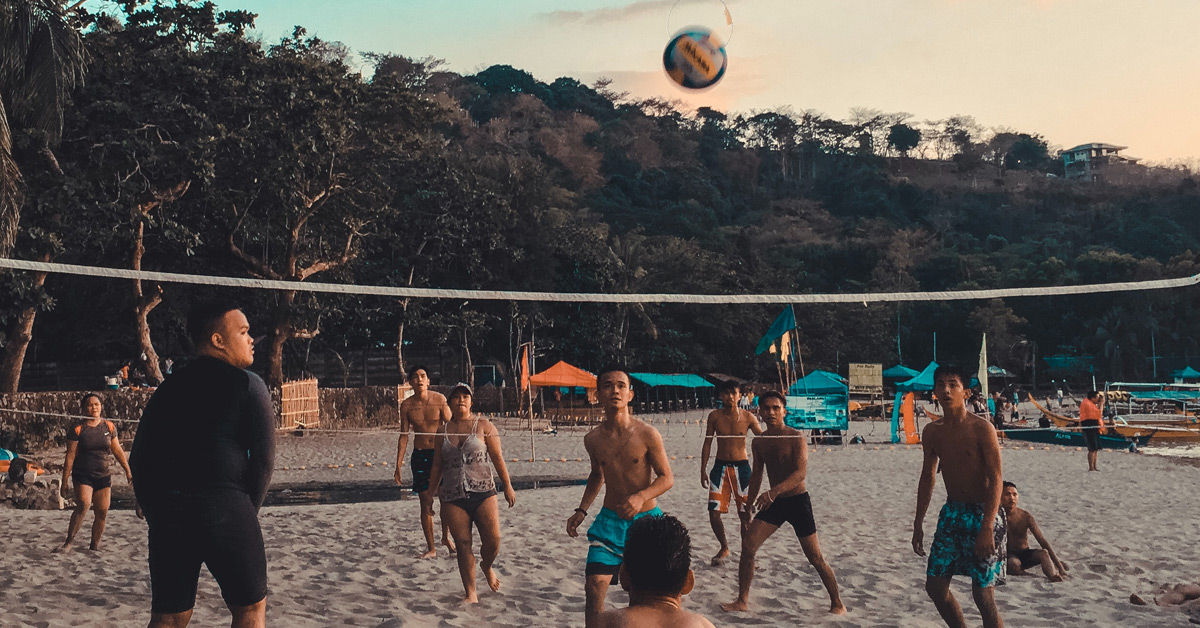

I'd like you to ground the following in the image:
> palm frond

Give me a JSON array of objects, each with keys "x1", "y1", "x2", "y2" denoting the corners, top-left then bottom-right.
[
  {"x1": 0, "y1": 0, "x2": 87, "y2": 141},
  {"x1": 0, "y1": 91, "x2": 22, "y2": 257}
]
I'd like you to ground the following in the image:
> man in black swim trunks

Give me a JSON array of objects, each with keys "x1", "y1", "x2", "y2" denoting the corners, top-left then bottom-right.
[
  {"x1": 721, "y1": 390, "x2": 846, "y2": 615},
  {"x1": 131, "y1": 300, "x2": 275, "y2": 628},
  {"x1": 1001, "y1": 481, "x2": 1067, "y2": 582},
  {"x1": 395, "y1": 365, "x2": 454, "y2": 558}
]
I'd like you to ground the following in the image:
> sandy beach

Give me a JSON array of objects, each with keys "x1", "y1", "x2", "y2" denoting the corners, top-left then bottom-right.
[{"x1": 9, "y1": 410, "x2": 1200, "y2": 627}]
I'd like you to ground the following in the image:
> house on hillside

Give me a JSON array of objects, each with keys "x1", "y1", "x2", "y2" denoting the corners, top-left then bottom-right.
[{"x1": 1060, "y1": 143, "x2": 1141, "y2": 182}]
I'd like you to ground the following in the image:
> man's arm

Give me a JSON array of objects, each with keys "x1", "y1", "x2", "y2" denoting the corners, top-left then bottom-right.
[
  {"x1": 700, "y1": 413, "x2": 716, "y2": 488},
  {"x1": 912, "y1": 426, "x2": 939, "y2": 556},
  {"x1": 1029, "y1": 515, "x2": 1067, "y2": 573},
  {"x1": 746, "y1": 411, "x2": 764, "y2": 436},
  {"x1": 394, "y1": 403, "x2": 410, "y2": 485},
  {"x1": 974, "y1": 421, "x2": 1004, "y2": 559},
  {"x1": 243, "y1": 375, "x2": 277, "y2": 510},
  {"x1": 567, "y1": 435, "x2": 604, "y2": 537},
  {"x1": 619, "y1": 427, "x2": 674, "y2": 518}
]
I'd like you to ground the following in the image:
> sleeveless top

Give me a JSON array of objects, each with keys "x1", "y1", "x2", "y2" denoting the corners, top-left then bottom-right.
[{"x1": 438, "y1": 416, "x2": 496, "y2": 501}]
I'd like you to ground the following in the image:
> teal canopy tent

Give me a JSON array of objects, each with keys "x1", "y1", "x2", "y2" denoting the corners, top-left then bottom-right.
[
  {"x1": 630, "y1": 373, "x2": 715, "y2": 388},
  {"x1": 787, "y1": 370, "x2": 847, "y2": 396},
  {"x1": 883, "y1": 364, "x2": 920, "y2": 380},
  {"x1": 1172, "y1": 366, "x2": 1200, "y2": 380}
]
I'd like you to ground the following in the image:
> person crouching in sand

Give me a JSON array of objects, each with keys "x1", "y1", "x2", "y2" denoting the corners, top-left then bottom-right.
[
  {"x1": 1001, "y1": 481, "x2": 1067, "y2": 582},
  {"x1": 567, "y1": 366, "x2": 674, "y2": 628},
  {"x1": 720, "y1": 390, "x2": 845, "y2": 615},
  {"x1": 596, "y1": 514, "x2": 716, "y2": 628},
  {"x1": 913, "y1": 364, "x2": 1006, "y2": 628},
  {"x1": 427, "y1": 383, "x2": 517, "y2": 603}
]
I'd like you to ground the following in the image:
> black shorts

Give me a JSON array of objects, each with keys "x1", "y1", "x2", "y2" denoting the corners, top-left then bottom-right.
[
  {"x1": 71, "y1": 472, "x2": 111, "y2": 491},
  {"x1": 755, "y1": 491, "x2": 817, "y2": 539},
  {"x1": 1010, "y1": 548, "x2": 1040, "y2": 570},
  {"x1": 146, "y1": 492, "x2": 268, "y2": 613},
  {"x1": 1080, "y1": 420, "x2": 1101, "y2": 451},
  {"x1": 410, "y1": 448, "x2": 435, "y2": 494}
]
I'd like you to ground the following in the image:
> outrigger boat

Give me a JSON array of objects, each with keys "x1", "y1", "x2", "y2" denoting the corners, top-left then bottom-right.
[
  {"x1": 998, "y1": 424, "x2": 1150, "y2": 451},
  {"x1": 1028, "y1": 396, "x2": 1200, "y2": 444}
]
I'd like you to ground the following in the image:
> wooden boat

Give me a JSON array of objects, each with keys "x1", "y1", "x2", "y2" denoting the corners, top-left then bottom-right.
[
  {"x1": 999, "y1": 425, "x2": 1150, "y2": 451},
  {"x1": 1028, "y1": 396, "x2": 1200, "y2": 444}
]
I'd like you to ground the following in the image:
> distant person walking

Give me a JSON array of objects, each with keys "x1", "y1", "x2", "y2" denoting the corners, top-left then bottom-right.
[
  {"x1": 55, "y1": 393, "x2": 133, "y2": 553},
  {"x1": 1079, "y1": 391, "x2": 1106, "y2": 471},
  {"x1": 131, "y1": 301, "x2": 276, "y2": 628}
]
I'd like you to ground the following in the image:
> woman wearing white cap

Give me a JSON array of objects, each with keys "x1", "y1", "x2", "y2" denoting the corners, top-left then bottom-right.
[{"x1": 428, "y1": 382, "x2": 517, "y2": 603}]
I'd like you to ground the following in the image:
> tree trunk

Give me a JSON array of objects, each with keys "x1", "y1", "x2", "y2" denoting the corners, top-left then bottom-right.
[
  {"x1": 0, "y1": 268, "x2": 48, "y2": 393},
  {"x1": 132, "y1": 219, "x2": 164, "y2": 384},
  {"x1": 395, "y1": 298, "x2": 409, "y2": 383},
  {"x1": 264, "y1": 290, "x2": 296, "y2": 388},
  {"x1": 462, "y1": 327, "x2": 473, "y2": 388}
]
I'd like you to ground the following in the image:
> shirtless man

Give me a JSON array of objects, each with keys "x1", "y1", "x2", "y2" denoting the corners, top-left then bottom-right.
[
  {"x1": 700, "y1": 380, "x2": 763, "y2": 566},
  {"x1": 567, "y1": 367, "x2": 675, "y2": 628},
  {"x1": 1001, "y1": 481, "x2": 1066, "y2": 582},
  {"x1": 395, "y1": 366, "x2": 454, "y2": 558},
  {"x1": 913, "y1": 365, "x2": 1006, "y2": 628},
  {"x1": 720, "y1": 391, "x2": 845, "y2": 615},
  {"x1": 597, "y1": 515, "x2": 716, "y2": 628}
]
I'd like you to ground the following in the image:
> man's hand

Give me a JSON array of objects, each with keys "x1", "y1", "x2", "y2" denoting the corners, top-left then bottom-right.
[
  {"x1": 912, "y1": 526, "x2": 925, "y2": 556},
  {"x1": 566, "y1": 510, "x2": 586, "y2": 537},
  {"x1": 125, "y1": 472, "x2": 133, "y2": 485},
  {"x1": 700, "y1": 470, "x2": 709, "y2": 489},
  {"x1": 754, "y1": 489, "x2": 775, "y2": 513},
  {"x1": 393, "y1": 466, "x2": 404, "y2": 486},
  {"x1": 974, "y1": 528, "x2": 996, "y2": 560},
  {"x1": 615, "y1": 493, "x2": 646, "y2": 519}
]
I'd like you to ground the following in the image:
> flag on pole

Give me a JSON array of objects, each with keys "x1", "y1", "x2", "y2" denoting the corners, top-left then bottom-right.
[
  {"x1": 977, "y1": 333, "x2": 989, "y2": 414},
  {"x1": 519, "y1": 345, "x2": 530, "y2": 393},
  {"x1": 755, "y1": 306, "x2": 797, "y2": 355}
]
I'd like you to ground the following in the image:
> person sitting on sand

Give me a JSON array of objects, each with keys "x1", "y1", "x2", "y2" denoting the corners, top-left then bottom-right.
[
  {"x1": 427, "y1": 383, "x2": 517, "y2": 604},
  {"x1": 1001, "y1": 481, "x2": 1067, "y2": 582},
  {"x1": 721, "y1": 390, "x2": 846, "y2": 615},
  {"x1": 55, "y1": 393, "x2": 133, "y2": 553},
  {"x1": 1131, "y1": 583, "x2": 1200, "y2": 612},
  {"x1": 913, "y1": 364, "x2": 1006, "y2": 628},
  {"x1": 567, "y1": 366, "x2": 674, "y2": 628},
  {"x1": 700, "y1": 379, "x2": 763, "y2": 566},
  {"x1": 596, "y1": 514, "x2": 716, "y2": 628}
]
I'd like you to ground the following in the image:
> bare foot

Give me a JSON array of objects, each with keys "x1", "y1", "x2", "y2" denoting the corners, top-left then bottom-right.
[
  {"x1": 420, "y1": 548, "x2": 436, "y2": 559},
  {"x1": 720, "y1": 600, "x2": 748, "y2": 612},
  {"x1": 53, "y1": 544, "x2": 72, "y2": 554},
  {"x1": 443, "y1": 539, "x2": 457, "y2": 556},
  {"x1": 711, "y1": 548, "x2": 730, "y2": 566},
  {"x1": 830, "y1": 603, "x2": 848, "y2": 615},
  {"x1": 485, "y1": 568, "x2": 501, "y2": 592},
  {"x1": 462, "y1": 593, "x2": 479, "y2": 604}
]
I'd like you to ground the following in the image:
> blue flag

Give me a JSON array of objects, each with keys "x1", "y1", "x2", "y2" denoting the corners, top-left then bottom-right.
[{"x1": 755, "y1": 306, "x2": 797, "y2": 355}]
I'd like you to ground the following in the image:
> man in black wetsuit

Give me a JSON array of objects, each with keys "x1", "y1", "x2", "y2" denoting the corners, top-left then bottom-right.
[{"x1": 131, "y1": 300, "x2": 275, "y2": 628}]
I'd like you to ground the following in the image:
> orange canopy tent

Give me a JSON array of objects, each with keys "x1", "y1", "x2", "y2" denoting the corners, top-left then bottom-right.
[{"x1": 528, "y1": 361, "x2": 597, "y2": 389}]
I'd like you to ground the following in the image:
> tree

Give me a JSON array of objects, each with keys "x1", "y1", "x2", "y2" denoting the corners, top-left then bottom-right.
[
  {"x1": 0, "y1": 0, "x2": 86, "y2": 258},
  {"x1": 887, "y1": 123, "x2": 921, "y2": 158}
]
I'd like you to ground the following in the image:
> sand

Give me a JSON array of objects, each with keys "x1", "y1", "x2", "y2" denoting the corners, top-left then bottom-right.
[{"x1": 10, "y1": 411, "x2": 1200, "y2": 627}]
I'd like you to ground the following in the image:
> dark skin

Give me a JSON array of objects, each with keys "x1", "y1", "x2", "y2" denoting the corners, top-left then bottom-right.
[
  {"x1": 567, "y1": 371, "x2": 674, "y2": 628},
  {"x1": 913, "y1": 372, "x2": 1005, "y2": 628},
  {"x1": 1001, "y1": 486, "x2": 1066, "y2": 582},
  {"x1": 395, "y1": 368, "x2": 454, "y2": 558},
  {"x1": 699, "y1": 387, "x2": 763, "y2": 565},
  {"x1": 720, "y1": 395, "x2": 845, "y2": 615}
]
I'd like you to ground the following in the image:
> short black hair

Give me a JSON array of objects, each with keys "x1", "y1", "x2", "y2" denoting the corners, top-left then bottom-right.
[
  {"x1": 187, "y1": 299, "x2": 242, "y2": 350},
  {"x1": 623, "y1": 515, "x2": 691, "y2": 596},
  {"x1": 1003, "y1": 480, "x2": 1017, "y2": 490},
  {"x1": 80, "y1": 393, "x2": 102, "y2": 410},
  {"x1": 716, "y1": 379, "x2": 740, "y2": 395},
  {"x1": 406, "y1": 365, "x2": 431, "y2": 383},
  {"x1": 933, "y1": 364, "x2": 972, "y2": 387},
  {"x1": 596, "y1": 365, "x2": 632, "y2": 385},
  {"x1": 758, "y1": 390, "x2": 787, "y2": 407},
  {"x1": 1087, "y1": 390, "x2": 1100, "y2": 399}
]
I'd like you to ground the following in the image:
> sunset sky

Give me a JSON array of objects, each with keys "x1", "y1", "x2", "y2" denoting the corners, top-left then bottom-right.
[{"x1": 205, "y1": 0, "x2": 1200, "y2": 163}]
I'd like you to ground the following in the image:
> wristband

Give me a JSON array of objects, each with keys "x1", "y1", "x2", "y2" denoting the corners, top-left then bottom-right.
[{"x1": 574, "y1": 507, "x2": 587, "y2": 516}]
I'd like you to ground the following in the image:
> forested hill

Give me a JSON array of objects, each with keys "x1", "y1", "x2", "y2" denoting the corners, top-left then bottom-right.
[{"x1": 4, "y1": 3, "x2": 1199, "y2": 390}]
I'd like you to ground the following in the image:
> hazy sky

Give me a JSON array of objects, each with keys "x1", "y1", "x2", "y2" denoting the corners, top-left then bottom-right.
[{"x1": 202, "y1": 0, "x2": 1200, "y2": 163}]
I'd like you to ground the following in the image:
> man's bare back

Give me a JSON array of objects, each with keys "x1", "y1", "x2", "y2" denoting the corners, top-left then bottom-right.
[{"x1": 598, "y1": 606, "x2": 716, "y2": 628}]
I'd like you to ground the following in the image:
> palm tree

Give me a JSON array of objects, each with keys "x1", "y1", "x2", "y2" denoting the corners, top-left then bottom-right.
[{"x1": 0, "y1": 0, "x2": 86, "y2": 257}]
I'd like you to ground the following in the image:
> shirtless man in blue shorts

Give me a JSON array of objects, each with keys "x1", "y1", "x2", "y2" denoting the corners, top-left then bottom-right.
[
  {"x1": 913, "y1": 364, "x2": 1006, "y2": 628},
  {"x1": 567, "y1": 366, "x2": 674, "y2": 628}
]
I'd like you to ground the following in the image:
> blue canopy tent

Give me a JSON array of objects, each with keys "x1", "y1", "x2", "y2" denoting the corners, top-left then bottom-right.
[
  {"x1": 1172, "y1": 366, "x2": 1200, "y2": 381},
  {"x1": 787, "y1": 370, "x2": 848, "y2": 395},
  {"x1": 883, "y1": 364, "x2": 920, "y2": 380},
  {"x1": 784, "y1": 371, "x2": 849, "y2": 432},
  {"x1": 630, "y1": 373, "x2": 715, "y2": 411}
]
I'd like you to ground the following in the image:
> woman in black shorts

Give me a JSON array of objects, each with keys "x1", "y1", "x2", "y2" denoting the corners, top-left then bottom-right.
[
  {"x1": 428, "y1": 383, "x2": 517, "y2": 603},
  {"x1": 56, "y1": 394, "x2": 133, "y2": 552}
]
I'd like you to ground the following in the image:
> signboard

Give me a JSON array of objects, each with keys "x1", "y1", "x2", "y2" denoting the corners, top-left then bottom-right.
[
  {"x1": 785, "y1": 393, "x2": 850, "y2": 431},
  {"x1": 848, "y1": 363, "x2": 883, "y2": 395}
]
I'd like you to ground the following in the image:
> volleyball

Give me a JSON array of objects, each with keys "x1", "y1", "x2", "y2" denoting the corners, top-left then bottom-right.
[{"x1": 662, "y1": 28, "x2": 727, "y2": 90}]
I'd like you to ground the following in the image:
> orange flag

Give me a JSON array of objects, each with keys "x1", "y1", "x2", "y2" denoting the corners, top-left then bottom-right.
[{"x1": 519, "y1": 345, "x2": 530, "y2": 393}]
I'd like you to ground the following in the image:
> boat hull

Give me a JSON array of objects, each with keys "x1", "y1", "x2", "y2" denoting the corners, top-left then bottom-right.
[{"x1": 1000, "y1": 427, "x2": 1149, "y2": 450}]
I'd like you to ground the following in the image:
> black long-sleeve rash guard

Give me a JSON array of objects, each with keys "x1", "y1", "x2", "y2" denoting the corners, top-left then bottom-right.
[{"x1": 131, "y1": 355, "x2": 276, "y2": 511}]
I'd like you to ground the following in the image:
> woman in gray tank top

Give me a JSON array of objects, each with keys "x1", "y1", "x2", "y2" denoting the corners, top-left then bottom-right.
[{"x1": 428, "y1": 383, "x2": 517, "y2": 603}]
